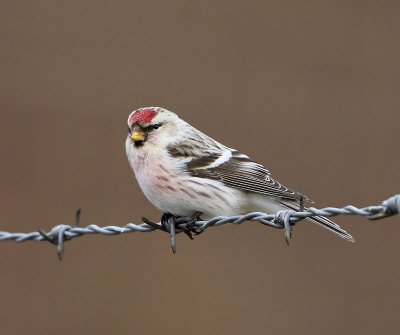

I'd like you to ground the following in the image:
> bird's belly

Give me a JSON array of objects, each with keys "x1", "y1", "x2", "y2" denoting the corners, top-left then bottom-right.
[{"x1": 136, "y1": 167, "x2": 243, "y2": 218}]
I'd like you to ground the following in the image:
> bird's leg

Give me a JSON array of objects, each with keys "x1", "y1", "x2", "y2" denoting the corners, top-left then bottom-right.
[{"x1": 183, "y1": 211, "x2": 203, "y2": 240}]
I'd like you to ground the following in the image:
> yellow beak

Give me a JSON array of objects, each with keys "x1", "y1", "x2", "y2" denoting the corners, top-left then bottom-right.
[{"x1": 131, "y1": 130, "x2": 146, "y2": 142}]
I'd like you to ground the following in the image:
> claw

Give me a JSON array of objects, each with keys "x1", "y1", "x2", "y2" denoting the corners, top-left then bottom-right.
[{"x1": 183, "y1": 211, "x2": 203, "y2": 239}]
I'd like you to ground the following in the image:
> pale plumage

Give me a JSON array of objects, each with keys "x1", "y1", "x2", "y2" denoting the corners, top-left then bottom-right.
[{"x1": 125, "y1": 107, "x2": 354, "y2": 242}]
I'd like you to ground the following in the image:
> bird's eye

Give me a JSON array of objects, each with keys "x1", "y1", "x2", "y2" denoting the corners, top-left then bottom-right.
[{"x1": 147, "y1": 123, "x2": 162, "y2": 131}]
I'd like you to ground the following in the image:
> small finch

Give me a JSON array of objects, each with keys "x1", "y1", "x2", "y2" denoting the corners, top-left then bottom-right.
[{"x1": 125, "y1": 107, "x2": 354, "y2": 242}]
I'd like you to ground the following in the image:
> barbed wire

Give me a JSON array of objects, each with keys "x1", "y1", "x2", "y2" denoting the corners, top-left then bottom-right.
[{"x1": 0, "y1": 194, "x2": 398, "y2": 259}]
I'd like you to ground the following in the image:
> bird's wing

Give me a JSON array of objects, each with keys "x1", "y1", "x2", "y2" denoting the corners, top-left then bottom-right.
[
  {"x1": 167, "y1": 143, "x2": 355, "y2": 241},
  {"x1": 169, "y1": 145, "x2": 306, "y2": 200}
]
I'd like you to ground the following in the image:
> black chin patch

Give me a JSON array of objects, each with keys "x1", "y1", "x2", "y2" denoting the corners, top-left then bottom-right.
[{"x1": 134, "y1": 140, "x2": 145, "y2": 147}]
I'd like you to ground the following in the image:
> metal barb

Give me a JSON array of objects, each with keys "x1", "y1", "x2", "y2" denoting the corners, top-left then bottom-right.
[
  {"x1": 367, "y1": 211, "x2": 393, "y2": 220},
  {"x1": 160, "y1": 213, "x2": 178, "y2": 253},
  {"x1": 75, "y1": 209, "x2": 81, "y2": 227},
  {"x1": 142, "y1": 217, "x2": 167, "y2": 232},
  {"x1": 299, "y1": 195, "x2": 304, "y2": 212},
  {"x1": 170, "y1": 218, "x2": 176, "y2": 254}
]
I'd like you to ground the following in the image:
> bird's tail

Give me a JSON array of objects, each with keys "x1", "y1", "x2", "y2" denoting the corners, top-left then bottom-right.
[{"x1": 307, "y1": 214, "x2": 355, "y2": 242}]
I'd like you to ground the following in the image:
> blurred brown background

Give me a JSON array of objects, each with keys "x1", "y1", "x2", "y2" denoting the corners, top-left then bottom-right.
[{"x1": 0, "y1": 1, "x2": 399, "y2": 334}]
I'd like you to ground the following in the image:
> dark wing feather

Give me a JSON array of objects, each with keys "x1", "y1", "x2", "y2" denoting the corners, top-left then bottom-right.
[{"x1": 187, "y1": 150, "x2": 307, "y2": 201}]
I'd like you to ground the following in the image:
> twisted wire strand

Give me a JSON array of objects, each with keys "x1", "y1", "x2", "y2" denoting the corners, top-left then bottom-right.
[{"x1": 0, "y1": 194, "x2": 398, "y2": 259}]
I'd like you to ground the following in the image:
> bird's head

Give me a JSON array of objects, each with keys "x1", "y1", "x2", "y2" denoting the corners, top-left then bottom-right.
[{"x1": 127, "y1": 107, "x2": 182, "y2": 148}]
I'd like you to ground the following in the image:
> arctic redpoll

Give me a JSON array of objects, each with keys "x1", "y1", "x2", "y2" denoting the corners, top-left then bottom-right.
[{"x1": 125, "y1": 107, "x2": 354, "y2": 242}]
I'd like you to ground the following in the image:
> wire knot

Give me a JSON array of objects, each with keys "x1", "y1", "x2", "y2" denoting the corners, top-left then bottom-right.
[
  {"x1": 383, "y1": 194, "x2": 400, "y2": 216},
  {"x1": 274, "y1": 210, "x2": 296, "y2": 245},
  {"x1": 38, "y1": 224, "x2": 72, "y2": 260}
]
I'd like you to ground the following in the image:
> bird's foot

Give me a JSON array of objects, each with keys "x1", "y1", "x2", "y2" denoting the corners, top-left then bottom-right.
[
  {"x1": 142, "y1": 213, "x2": 178, "y2": 253},
  {"x1": 183, "y1": 211, "x2": 203, "y2": 240},
  {"x1": 142, "y1": 212, "x2": 203, "y2": 253},
  {"x1": 160, "y1": 212, "x2": 178, "y2": 231}
]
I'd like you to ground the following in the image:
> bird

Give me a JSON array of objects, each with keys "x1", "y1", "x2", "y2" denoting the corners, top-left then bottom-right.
[{"x1": 125, "y1": 106, "x2": 354, "y2": 243}]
